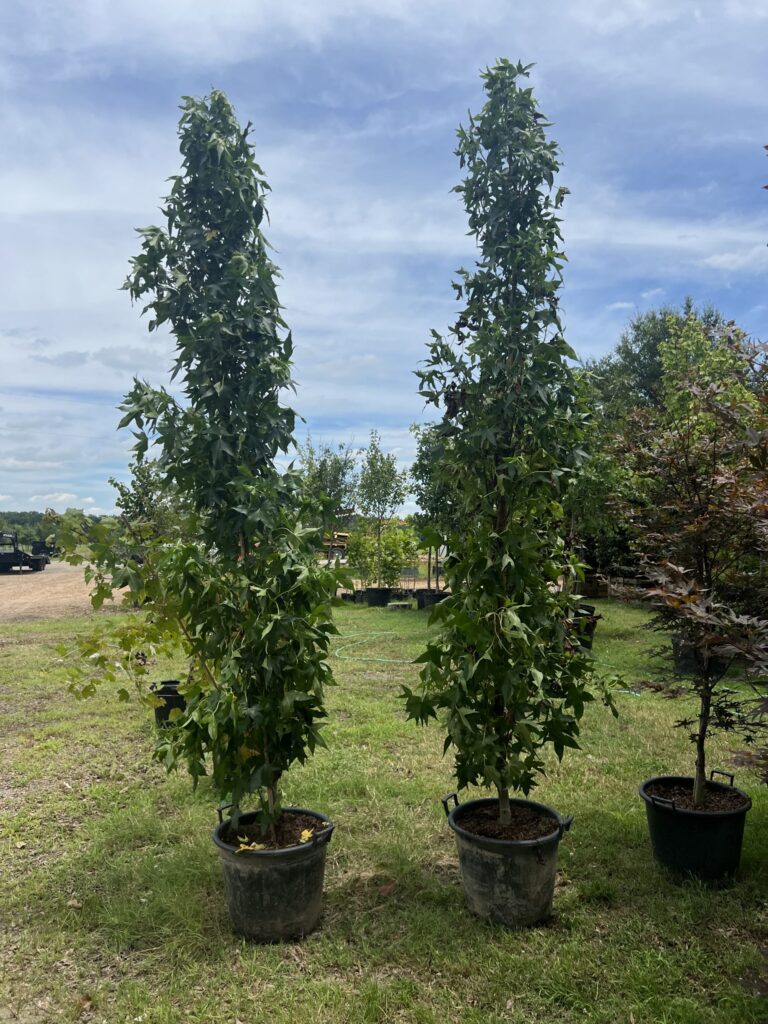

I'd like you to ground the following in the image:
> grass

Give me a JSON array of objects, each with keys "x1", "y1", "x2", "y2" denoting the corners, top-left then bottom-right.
[{"x1": 0, "y1": 599, "x2": 766, "y2": 1023}]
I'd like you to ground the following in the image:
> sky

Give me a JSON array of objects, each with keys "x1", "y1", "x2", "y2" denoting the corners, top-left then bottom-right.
[{"x1": 1, "y1": 0, "x2": 767, "y2": 515}]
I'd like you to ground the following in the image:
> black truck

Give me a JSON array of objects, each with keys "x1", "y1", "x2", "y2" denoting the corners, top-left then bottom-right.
[{"x1": 0, "y1": 532, "x2": 48, "y2": 573}]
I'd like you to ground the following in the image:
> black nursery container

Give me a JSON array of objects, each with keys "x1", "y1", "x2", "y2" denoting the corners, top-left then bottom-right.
[
  {"x1": 151, "y1": 679, "x2": 186, "y2": 727},
  {"x1": 443, "y1": 794, "x2": 572, "y2": 928},
  {"x1": 639, "y1": 773, "x2": 752, "y2": 882},
  {"x1": 213, "y1": 807, "x2": 334, "y2": 942},
  {"x1": 364, "y1": 587, "x2": 392, "y2": 607}
]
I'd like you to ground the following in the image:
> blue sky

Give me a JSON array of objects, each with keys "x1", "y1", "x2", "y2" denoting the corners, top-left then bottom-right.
[{"x1": 1, "y1": 0, "x2": 767, "y2": 514}]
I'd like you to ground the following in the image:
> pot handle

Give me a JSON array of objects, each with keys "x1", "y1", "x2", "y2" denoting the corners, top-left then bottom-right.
[
  {"x1": 558, "y1": 814, "x2": 574, "y2": 839},
  {"x1": 216, "y1": 802, "x2": 233, "y2": 824},
  {"x1": 710, "y1": 769, "x2": 735, "y2": 787},
  {"x1": 441, "y1": 792, "x2": 459, "y2": 817},
  {"x1": 649, "y1": 794, "x2": 675, "y2": 811}
]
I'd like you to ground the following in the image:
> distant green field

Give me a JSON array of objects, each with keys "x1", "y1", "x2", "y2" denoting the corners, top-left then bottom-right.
[{"x1": 1, "y1": 600, "x2": 765, "y2": 1023}]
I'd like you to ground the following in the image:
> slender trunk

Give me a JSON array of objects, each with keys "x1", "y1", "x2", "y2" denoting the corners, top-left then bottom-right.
[
  {"x1": 266, "y1": 783, "x2": 277, "y2": 842},
  {"x1": 376, "y1": 519, "x2": 382, "y2": 587},
  {"x1": 427, "y1": 546, "x2": 432, "y2": 591},
  {"x1": 436, "y1": 547, "x2": 440, "y2": 590},
  {"x1": 692, "y1": 682, "x2": 712, "y2": 808},
  {"x1": 498, "y1": 786, "x2": 511, "y2": 826}
]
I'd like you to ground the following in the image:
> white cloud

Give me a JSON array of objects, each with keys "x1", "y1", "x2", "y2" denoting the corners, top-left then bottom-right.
[
  {"x1": 0, "y1": 457, "x2": 64, "y2": 471},
  {"x1": 28, "y1": 492, "x2": 77, "y2": 505},
  {"x1": 2, "y1": 0, "x2": 768, "y2": 511}
]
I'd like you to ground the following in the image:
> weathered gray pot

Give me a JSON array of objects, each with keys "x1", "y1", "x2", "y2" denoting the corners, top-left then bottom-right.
[
  {"x1": 443, "y1": 794, "x2": 572, "y2": 929},
  {"x1": 213, "y1": 807, "x2": 334, "y2": 942}
]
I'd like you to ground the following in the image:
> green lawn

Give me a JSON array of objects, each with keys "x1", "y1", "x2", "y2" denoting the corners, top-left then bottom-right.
[{"x1": 1, "y1": 600, "x2": 766, "y2": 1023}]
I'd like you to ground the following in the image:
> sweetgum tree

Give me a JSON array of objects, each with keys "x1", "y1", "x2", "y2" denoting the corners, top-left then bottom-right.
[
  {"x1": 64, "y1": 91, "x2": 338, "y2": 832},
  {"x1": 403, "y1": 61, "x2": 611, "y2": 825}
]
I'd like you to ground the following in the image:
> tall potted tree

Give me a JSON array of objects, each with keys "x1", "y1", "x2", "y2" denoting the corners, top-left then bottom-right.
[
  {"x1": 62, "y1": 91, "x2": 340, "y2": 941},
  {"x1": 402, "y1": 61, "x2": 613, "y2": 928}
]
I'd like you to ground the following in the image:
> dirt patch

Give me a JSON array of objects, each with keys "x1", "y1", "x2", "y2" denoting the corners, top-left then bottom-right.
[
  {"x1": 645, "y1": 779, "x2": 749, "y2": 812},
  {"x1": 221, "y1": 812, "x2": 329, "y2": 851},
  {"x1": 0, "y1": 562, "x2": 121, "y2": 623},
  {"x1": 456, "y1": 803, "x2": 559, "y2": 842}
]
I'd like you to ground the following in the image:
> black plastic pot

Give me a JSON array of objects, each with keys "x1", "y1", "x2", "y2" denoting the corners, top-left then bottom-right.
[
  {"x1": 639, "y1": 773, "x2": 752, "y2": 882},
  {"x1": 671, "y1": 636, "x2": 729, "y2": 676},
  {"x1": 417, "y1": 590, "x2": 447, "y2": 610},
  {"x1": 573, "y1": 603, "x2": 601, "y2": 650},
  {"x1": 442, "y1": 794, "x2": 572, "y2": 929},
  {"x1": 581, "y1": 574, "x2": 609, "y2": 599},
  {"x1": 364, "y1": 587, "x2": 392, "y2": 607},
  {"x1": 151, "y1": 679, "x2": 186, "y2": 727},
  {"x1": 213, "y1": 807, "x2": 334, "y2": 942}
]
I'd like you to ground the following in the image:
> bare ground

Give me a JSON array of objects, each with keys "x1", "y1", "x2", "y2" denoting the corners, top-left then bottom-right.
[{"x1": 0, "y1": 562, "x2": 111, "y2": 623}]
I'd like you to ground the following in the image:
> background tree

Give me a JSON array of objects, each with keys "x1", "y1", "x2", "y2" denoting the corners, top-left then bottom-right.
[
  {"x1": 108, "y1": 458, "x2": 186, "y2": 563},
  {"x1": 403, "y1": 61, "x2": 613, "y2": 825},
  {"x1": 587, "y1": 299, "x2": 725, "y2": 414},
  {"x1": 0, "y1": 511, "x2": 50, "y2": 545},
  {"x1": 296, "y1": 436, "x2": 357, "y2": 560},
  {"x1": 357, "y1": 429, "x2": 408, "y2": 587},
  {"x1": 410, "y1": 422, "x2": 457, "y2": 588}
]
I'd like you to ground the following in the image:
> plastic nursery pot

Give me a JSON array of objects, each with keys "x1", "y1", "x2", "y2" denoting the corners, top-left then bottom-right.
[
  {"x1": 671, "y1": 636, "x2": 729, "y2": 677},
  {"x1": 364, "y1": 587, "x2": 392, "y2": 607},
  {"x1": 151, "y1": 679, "x2": 186, "y2": 727},
  {"x1": 442, "y1": 794, "x2": 572, "y2": 929},
  {"x1": 416, "y1": 590, "x2": 447, "y2": 610},
  {"x1": 639, "y1": 773, "x2": 752, "y2": 882},
  {"x1": 572, "y1": 604, "x2": 599, "y2": 650},
  {"x1": 213, "y1": 807, "x2": 334, "y2": 942}
]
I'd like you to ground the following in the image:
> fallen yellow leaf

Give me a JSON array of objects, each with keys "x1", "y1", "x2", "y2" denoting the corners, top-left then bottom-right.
[
  {"x1": 299, "y1": 828, "x2": 314, "y2": 844},
  {"x1": 236, "y1": 839, "x2": 266, "y2": 853}
]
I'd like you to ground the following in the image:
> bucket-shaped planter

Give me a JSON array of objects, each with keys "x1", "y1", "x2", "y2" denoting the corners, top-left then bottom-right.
[
  {"x1": 572, "y1": 604, "x2": 599, "y2": 649},
  {"x1": 443, "y1": 794, "x2": 572, "y2": 929},
  {"x1": 417, "y1": 590, "x2": 447, "y2": 610},
  {"x1": 151, "y1": 679, "x2": 186, "y2": 727},
  {"x1": 364, "y1": 587, "x2": 392, "y2": 607},
  {"x1": 639, "y1": 773, "x2": 752, "y2": 882},
  {"x1": 213, "y1": 807, "x2": 334, "y2": 941}
]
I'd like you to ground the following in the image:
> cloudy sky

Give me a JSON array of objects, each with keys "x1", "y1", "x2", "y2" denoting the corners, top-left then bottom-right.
[{"x1": 1, "y1": 0, "x2": 766, "y2": 514}]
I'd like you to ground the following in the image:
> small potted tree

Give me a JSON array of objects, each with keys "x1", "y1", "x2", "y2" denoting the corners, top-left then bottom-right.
[
  {"x1": 640, "y1": 564, "x2": 766, "y2": 880},
  {"x1": 621, "y1": 320, "x2": 768, "y2": 879},
  {"x1": 402, "y1": 61, "x2": 615, "y2": 928},
  {"x1": 410, "y1": 422, "x2": 456, "y2": 608},
  {"x1": 357, "y1": 430, "x2": 408, "y2": 605},
  {"x1": 62, "y1": 91, "x2": 340, "y2": 940}
]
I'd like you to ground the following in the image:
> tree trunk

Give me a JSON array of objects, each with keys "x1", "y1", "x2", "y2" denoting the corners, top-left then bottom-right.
[
  {"x1": 498, "y1": 786, "x2": 511, "y2": 826},
  {"x1": 427, "y1": 546, "x2": 432, "y2": 591},
  {"x1": 376, "y1": 519, "x2": 382, "y2": 587},
  {"x1": 692, "y1": 683, "x2": 712, "y2": 808},
  {"x1": 266, "y1": 784, "x2": 277, "y2": 842}
]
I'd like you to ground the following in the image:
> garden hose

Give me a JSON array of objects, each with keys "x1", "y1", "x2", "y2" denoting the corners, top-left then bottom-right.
[{"x1": 332, "y1": 631, "x2": 415, "y2": 665}]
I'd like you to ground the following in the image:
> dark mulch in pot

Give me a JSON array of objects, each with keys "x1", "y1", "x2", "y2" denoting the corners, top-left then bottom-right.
[
  {"x1": 222, "y1": 812, "x2": 326, "y2": 851},
  {"x1": 457, "y1": 803, "x2": 558, "y2": 841},
  {"x1": 646, "y1": 780, "x2": 749, "y2": 813}
]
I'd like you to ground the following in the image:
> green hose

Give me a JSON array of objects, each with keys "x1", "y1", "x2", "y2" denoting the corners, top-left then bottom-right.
[{"x1": 332, "y1": 631, "x2": 415, "y2": 665}]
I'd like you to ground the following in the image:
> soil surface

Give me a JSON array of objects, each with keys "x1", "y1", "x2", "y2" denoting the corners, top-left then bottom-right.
[
  {"x1": 456, "y1": 803, "x2": 558, "y2": 842},
  {"x1": 0, "y1": 561, "x2": 112, "y2": 622},
  {"x1": 222, "y1": 812, "x2": 328, "y2": 851},
  {"x1": 646, "y1": 779, "x2": 750, "y2": 812}
]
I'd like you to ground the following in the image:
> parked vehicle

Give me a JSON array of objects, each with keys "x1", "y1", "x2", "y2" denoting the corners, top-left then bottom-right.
[{"x1": 0, "y1": 532, "x2": 47, "y2": 573}]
